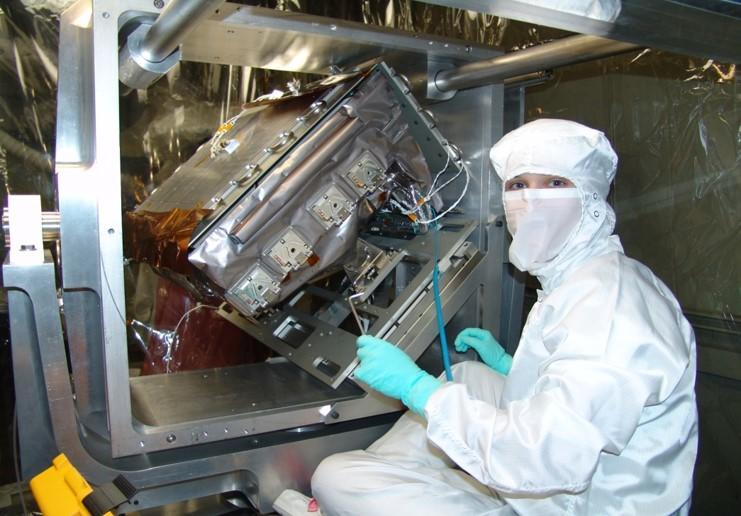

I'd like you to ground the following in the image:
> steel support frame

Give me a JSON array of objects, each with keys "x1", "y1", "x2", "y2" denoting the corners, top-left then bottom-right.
[
  {"x1": 51, "y1": 0, "x2": 506, "y2": 459},
  {"x1": 418, "y1": 0, "x2": 741, "y2": 64},
  {"x1": 4, "y1": 254, "x2": 395, "y2": 512},
  {"x1": 6, "y1": 0, "x2": 507, "y2": 510}
]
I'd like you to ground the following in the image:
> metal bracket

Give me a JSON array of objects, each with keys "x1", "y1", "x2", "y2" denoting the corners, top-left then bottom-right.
[
  {"x1": 308, "y1": 184, "x2": 355, "y2": 229},
  {"x1": 227, "y1": 264, "x2": 282, "y2": 315},
  {"x1": 265, "y1": 227, "x2": 314, "y2": 274}
]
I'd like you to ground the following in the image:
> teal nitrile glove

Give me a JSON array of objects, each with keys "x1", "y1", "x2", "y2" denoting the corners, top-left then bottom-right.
[
  {"x1": 355, "y1": 335, "x2": 441, "y2": 416},
  {"x1": 454, "y1": 328, "x2": 512, "y2": 375}
]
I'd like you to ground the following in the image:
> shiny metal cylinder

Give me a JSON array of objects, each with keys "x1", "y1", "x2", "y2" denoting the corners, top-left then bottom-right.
[
  {"x1": 503, "y1": 70, "x2": 554, "y2": 89},
  {"x1": 3, "y1": 210, "x2": 61, "y2": 244},
  {"x1": 434, "y1": 35, "x2": 640, "y2": 93},
  {"x1": 139, "y1": 0, "x2": 226, "y2": 63}
]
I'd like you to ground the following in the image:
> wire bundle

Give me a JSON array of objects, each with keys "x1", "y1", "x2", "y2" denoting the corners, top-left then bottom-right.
[{"x1": 390, "y1": 142, "x2": 470, "y2": 226}]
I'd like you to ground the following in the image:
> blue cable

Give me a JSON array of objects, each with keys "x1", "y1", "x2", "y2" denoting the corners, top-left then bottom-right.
[{"x1": 431, "y1": 217, "x2": 454, "y2": 382}]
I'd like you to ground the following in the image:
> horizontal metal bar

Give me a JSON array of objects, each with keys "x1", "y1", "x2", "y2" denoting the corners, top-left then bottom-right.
[
  {"x1": 416, "y1": 0, "x2": 741, "y2": 64},
  {"x1": 503, "y1": 70, "x2": 554, "y2": 89},
  {"x1": 434, "y1": 34, "x2": 639, "y2": 92},
  {"x1": 139, "y1": 0, "x2": 226, "y2": 63},
  {"x1": 178, "y1": 3, "x2": 499, "y2": 75}
]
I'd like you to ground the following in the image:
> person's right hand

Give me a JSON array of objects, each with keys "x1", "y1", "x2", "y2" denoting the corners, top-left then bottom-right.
[{"x1": 454, "y1": 328, "x2": 512, "y2": 375}]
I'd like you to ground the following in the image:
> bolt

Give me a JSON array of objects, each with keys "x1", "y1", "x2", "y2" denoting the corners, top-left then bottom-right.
[
  {"x1": 153, "y1": 0, "x2": 164, "y2": 8},
  {"x1": 330, "y1": 410, "x2": 340, "y2": 419},
  {"x1": 166, "y1": 433, "x2": 176, "y2": 443},
  {"x1": 102, "y1": 12, "x2": 110, "y2": 19}
]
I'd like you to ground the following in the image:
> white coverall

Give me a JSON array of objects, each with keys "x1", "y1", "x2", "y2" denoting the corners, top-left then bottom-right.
[{"x1": 311, "y1": 119, "x2": 698, "y2": 515}]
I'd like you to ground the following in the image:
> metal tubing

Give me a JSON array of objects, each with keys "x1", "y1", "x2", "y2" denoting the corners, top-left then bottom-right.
[
  {"x1": 0, "y1": 129, "x2": 52, "y2": 173},
  {"x1": 503, "y1": 70, "x2": 554, "y2": 89},
  {"x1": 139, "y1": 0, "x2": 226, "y2": 63},
  {"x1": 434, "y1": 35, "x2": 640, "y2": 93}
]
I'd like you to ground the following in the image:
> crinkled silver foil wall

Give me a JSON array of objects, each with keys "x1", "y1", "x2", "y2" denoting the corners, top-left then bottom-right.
[
  {"x1": 526, "y1": 51, "x2": 739, "y2": 332},
  {"x1": 0, "y1": 1, "x2": 738, "y2": 329},
  {"x1": 0, "y1": 0, "x2": 565, "y2": 212},
  {"x1": 0, "y1": 1, "x2": 62, "y2": 211}
]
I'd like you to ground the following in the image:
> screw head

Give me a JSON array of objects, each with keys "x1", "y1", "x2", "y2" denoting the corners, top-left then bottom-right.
[{"x1": 153, "y1": 0, "x2": 164, "y2": 8}]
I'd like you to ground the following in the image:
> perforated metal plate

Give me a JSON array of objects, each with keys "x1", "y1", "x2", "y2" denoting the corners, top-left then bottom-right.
[
  {"x1": 228, "y1": 264, "x2": 282, "y2": 315},
  {"x1": 265, "y1": 228, "x2": 313, "y2": 274},
  {"x1": 308, "y1": 184, "x2": 355, "y2": 229},
  {"x1": 343, "y1": 151, "x2": 385, "y2": 194}
]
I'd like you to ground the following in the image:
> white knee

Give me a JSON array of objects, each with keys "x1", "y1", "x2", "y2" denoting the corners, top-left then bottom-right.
[
  {"x1": 311, "y1": 451, "x2": 363, "y2": 502},
  {"x1": 451, "y1": 359, "x2": 491, "y2": 379},
  {"x1": 450, "y1": 360, "x2": 505, "y2": 405}
]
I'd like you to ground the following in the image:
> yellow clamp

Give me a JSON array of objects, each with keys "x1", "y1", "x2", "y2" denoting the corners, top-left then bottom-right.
[
  {"x1": 30, "y1": 453, "x2": 136, "y2": 516},
  {"x1": 30, "y1": 454, "x2": 105, "y2": 516}
]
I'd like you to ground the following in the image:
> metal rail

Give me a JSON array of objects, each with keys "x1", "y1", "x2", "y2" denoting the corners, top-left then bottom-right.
[
  {"x1": 434, "y1": 34, "x2": 640, "y2": 93},
  {"x1": 139, "y1": 0, "x2": 226, "y2": 63},
  {"x1": 119, "y1": 0, "x2": 226, "y2": 90}
]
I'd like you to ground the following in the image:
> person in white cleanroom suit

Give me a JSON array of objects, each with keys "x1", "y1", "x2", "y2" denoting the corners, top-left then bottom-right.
[{"x1": 311, "y1": 119, "x2": 698, "y2": 515}]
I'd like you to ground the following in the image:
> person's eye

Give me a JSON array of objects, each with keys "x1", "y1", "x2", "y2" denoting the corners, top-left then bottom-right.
[
  {"x1": 550, "y1": 179, "x2": 568, "y2": 187},
  {"x1": 507, "y1": 181, "x2": 526, "y2": 190}
]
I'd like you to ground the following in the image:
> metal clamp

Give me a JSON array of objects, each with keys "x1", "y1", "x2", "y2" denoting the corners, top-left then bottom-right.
[
  {"x1": 233, "y1": 163, "x2": 262, "y2": 185},
  {"x1": 420, "y1": 109, "x2": 437, "y2": 128},
  {"x1": 265, "y1": 131, "x2": 295, "y2": 154},
  {"x1": 308, "y1": 100, "x2": 327, "y2": 116},
  {"x1": 397, "y1": 73, "x2": 412, "y2": 94}
]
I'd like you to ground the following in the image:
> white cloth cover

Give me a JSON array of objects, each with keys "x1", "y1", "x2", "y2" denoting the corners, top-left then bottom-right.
[
  {"x1": 424, "y1": 251, "x2": 697, "y2": 515},
  {"x1": 312, "y1": 119, "x2": 697, "y2": 515},
  {"x1": 312, "y1": 362, "x2": 514, "y2": 515},
  {"x1": 503, "y1": 188, "x2": 582, "y2": 271},
  {"x1": 274, "y1": 489, "x2": 323, "y2": 516},
  {"x1": 518, "y1": 0, "x2": 622, "y2": 22}
]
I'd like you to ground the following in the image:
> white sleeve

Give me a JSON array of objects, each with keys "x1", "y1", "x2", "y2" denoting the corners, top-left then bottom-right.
[{"x1": 424, "y1": 359, "x2": 654, "y2": 496}]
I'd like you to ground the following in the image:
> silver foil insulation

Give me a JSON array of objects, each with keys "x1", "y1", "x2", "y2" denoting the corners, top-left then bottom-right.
[{"x1": 142, "y1": 63, "x2": 459, "y2": 317}]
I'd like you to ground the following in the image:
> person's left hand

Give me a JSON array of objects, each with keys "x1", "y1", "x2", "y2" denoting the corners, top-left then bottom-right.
[
  {"x1": 355, "y1": 335, "x2": 441, "y2": 416},
  {"x1": 454, "y1": 328, "x2": 512, "y2": 376}
]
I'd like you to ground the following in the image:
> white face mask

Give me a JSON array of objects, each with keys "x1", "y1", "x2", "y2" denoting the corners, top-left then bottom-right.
[{"x1": 503, "y1": 188, "x2": 582, "y2": 272}]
